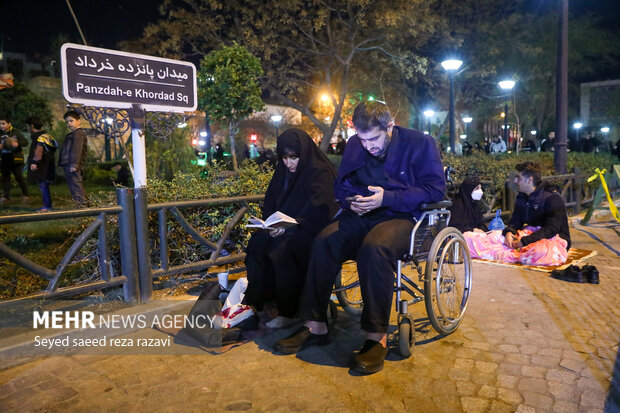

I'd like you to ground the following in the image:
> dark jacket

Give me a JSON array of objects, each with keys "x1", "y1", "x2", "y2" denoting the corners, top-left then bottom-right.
[
  {"x1": 0, "y1": 126, "x2": 28, "y2": 165},
  {"x1": 502, "y1": 182, "x2": 571, "y2": 249},
  {"x1": 59, "y1": 128, "x2": 88, "y2": 170},
  {"x1": 334, "y1": 126, "x2": 445, "y2": 219},
  {"x1": 27, "y1": 130, "x2": 57, "y2": 182}
]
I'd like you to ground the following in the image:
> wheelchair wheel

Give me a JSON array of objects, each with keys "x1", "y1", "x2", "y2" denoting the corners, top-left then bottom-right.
[
  {"x1": 424, "y1": 227, "x2": 472, "y2": 335},
  {"x1": 334, "y1": 260, "x2": 363, "y2": 316},
  {"x1": 398, "y1": 317, "x2": 415, "y2": 358}
]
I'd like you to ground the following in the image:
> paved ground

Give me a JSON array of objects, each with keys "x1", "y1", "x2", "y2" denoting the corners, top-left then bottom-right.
[{"x1": 0, "y1": 214, "x2": 619, "y2": 412}]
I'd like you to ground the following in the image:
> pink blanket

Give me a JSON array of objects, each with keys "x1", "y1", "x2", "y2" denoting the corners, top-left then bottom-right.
[{"x1": 463, "y1": 226, "x2": 569, "y2": 266}]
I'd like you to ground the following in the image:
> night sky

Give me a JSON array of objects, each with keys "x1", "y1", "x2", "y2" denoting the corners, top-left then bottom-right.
[
  {"x1": 1, "y1": 0, "x2": 619, "y2": 62},
  {"x1": 1, "y1": 0, "x2": 162, "y2": 58}
]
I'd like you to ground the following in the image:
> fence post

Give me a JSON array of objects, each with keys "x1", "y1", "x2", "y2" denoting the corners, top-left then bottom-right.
[
  {"x1": 117, "y1": 188, "x2": 139, "y2": 303},
  {"x1": 134, "y1": 187, "x2": 152, "y2": 302},
  {"x1": 573, "y1": 167, "x2": 582, "y2": 215}
]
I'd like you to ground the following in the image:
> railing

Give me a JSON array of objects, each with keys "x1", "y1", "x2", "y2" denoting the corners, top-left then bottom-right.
[
  {"x1": 1, "y1": 166, "x2": 618, "y2": 304},
  {"x1": 0, "y1": 189, "x2": 138, "y2": 304},
  {"x1": 139, "y1": 195, "x2": 264, "y2": 300}
]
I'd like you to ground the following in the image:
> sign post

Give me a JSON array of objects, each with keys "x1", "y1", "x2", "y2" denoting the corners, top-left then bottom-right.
[{"x1": 61, "y1": 43, "x2": 197, "y2": 301}]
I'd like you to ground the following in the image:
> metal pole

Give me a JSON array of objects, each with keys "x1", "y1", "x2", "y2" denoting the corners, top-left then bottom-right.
[
  {"x1": 554, "y1": 0, "x2": 569, "y2": 173},
  {"x1": 117, "y1": 188, "x2": 139, "y2": 303},
  {"x1": 130, "y1": 104, "x2": 152, "y2": 301},
  {"x1": 504, "y1": 95, "x2": 509, "y2": 144},
  {"x1": 449, "y1": 74, "x2": 456, "y2": 153},
  {"x1": 428, "y1": 119, "x2": 431, "y2": 137}
]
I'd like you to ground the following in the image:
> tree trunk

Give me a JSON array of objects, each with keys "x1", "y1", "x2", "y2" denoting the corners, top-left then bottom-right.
[{"x1": 229, "y1": 121, "x2": 238, "y2": 172}]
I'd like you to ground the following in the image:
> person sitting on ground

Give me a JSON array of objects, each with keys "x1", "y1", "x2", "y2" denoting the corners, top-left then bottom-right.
[
  {"x1": 26, "y1": 116, "x2": 57, "y2": 212},
  {"x1": 449, "y1": 175, "x2": 487, "y2": 233},
  {"x1": 463, "y1": 162, "x2": 571, "y2": 266},
  {"x1": 274, "y1": 101, "x2": 445, "y2": 374},
  {"x1": 112, "y1": 161, "x2": 131, "y2": 187},
  {"x1": 243, "y1": 128, "x2": 338, "y2": 329}
]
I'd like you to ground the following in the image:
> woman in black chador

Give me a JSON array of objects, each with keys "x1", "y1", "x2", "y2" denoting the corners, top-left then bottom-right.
[
  {"x1": 449, "y1": 175, "x2": 487, "y2": 233},
  {"x1": 244, "y1": 129, "x2": 338, "y2": 328}
]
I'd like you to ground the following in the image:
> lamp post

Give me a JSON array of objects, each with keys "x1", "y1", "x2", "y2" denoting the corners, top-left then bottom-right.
[
  {"x1": 554, "y1": 0, "x2": 569, "y2": 173},
  {"x1": 573, "y1": 122, "x2": 582, "y2": 148},
  {"x1": 423, "y1": 110, "x2": 435, "y2": 136},
  {"x1": 441, "y1": 59, "x2": 463, "y2": 153},
  {"x1": 498, "y1": 80, "x2": 516, "y2": 146},
  {"x1": 271, "y1": 114, "x2": 282, "y2": 139},
  {"x1": 463, "y1": 116, "x2": 473, "y2": 139}
]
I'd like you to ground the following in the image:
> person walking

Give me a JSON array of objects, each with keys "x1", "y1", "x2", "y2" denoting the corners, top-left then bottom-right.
[
  {"x1": 58, "y1": 110, "x2": 88, "y2": 206},
  {"x1": 26, "y1": 116, "x2": 57, "y2": 212},
  {"x1": 0, "y1": 115, "x2": 29, "y2": 203}
]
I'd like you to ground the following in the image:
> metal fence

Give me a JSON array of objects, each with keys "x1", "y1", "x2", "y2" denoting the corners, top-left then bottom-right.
[{"x1": 0, "y1": 167, "x2": 617, "y2": 304}]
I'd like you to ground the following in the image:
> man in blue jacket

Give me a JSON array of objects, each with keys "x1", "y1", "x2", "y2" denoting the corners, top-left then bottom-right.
[{"x1": 275, "y1": 101, "x2": 445, "y2": 374}]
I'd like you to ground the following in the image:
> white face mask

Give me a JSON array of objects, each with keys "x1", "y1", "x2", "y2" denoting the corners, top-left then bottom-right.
[{"x1": 471, "y1": 188, "x2": 483, "y2": 201}]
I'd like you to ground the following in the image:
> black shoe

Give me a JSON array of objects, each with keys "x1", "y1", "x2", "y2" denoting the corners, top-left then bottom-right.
[
  {"x1": 550, "y1": 265, "x2": 585, "y2": 283},
  {"x1": 274, "y1": 326, "x2": 330, "y2": 354},
  {"x1": 352, "y1": 340, "x2": 388, "y2": 374},
  {"x1": 581, "y1": 265, "x2": 600, "y2": 284}
]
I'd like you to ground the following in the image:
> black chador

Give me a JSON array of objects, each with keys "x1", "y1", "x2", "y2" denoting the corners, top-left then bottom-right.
[{"x1": 244, "y1": 129, "x2": 338, "y2": 319}]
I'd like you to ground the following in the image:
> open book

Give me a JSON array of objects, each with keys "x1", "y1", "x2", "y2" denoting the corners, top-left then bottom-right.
[{"x1": 246, "y1": 211, "x2": 298, "y2": 230}]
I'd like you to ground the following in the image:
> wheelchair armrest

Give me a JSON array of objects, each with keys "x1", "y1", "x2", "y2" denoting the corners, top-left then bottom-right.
[{"x1": 419, "y1": 200, "x2": 452, "y2": 211}]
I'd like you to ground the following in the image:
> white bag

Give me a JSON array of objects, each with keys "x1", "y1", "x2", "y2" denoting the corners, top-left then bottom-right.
[{"x1": 216, "y1": 277, "x2": 254, "y2": 329}]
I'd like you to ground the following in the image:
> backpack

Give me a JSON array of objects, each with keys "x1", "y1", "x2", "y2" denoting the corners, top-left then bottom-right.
[
  {"x1": 488, "y1": 209, "x2": 506, "y2": 231},
  {"x1": 37, "y1": 133, "x2": 58, "y2": 153}
]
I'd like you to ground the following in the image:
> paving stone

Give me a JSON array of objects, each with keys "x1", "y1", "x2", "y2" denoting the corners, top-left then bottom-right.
[
  {"x1": 505, "y1": 353, "x2": 530, "y2": 365},
  {"x1": 548, "y1": 381, "x2": 575, "y2": 400},
  {"x1": 560, "y1": 358, "x2": 584, "y2": 372},
  {"x1": 448, "y1": 368, "x2": 471, "y2": 381},
  {"x1": 477, "y1": 385, "x2": 495, "y2": 398},
  {"x1": 460, "y1": 397, "x2": 489, "y2": 413},
  {"x1": 486, "y1": 401, "x2": 511, "y2": 413},
  {"x1": 456, "y1": 380, "x2": 477, "y2": 396},
  {"x1": 546, "y1": 368, "x2": 578, "y2": 384},
  {"x1": 474, "y1": 361, "x2": 497, "y2": 374},
  {"x1": 580, "y1": 388, "x2": 606, "y2": 408},
  {"x1": 530, "y1": 354, "x2": 560, "y2": 367},
  {"x1": 463, "y1": 342, "x2": 490, "y2": 351},
  {"x1": 496, "y1": 374, "x2": 519, "y2": 389},
  {"x1": 498, "y1": 344, "x2": 519, "y2": 353},
  {"x1": 497, "y1": 387, "x2": 524, "y2": 405},
  {"x1": 514, "y1": 404, "x2": 536, "y2": 413},
  {"x1": 576, "y1": 376, "x2": 604, "y2": 391},
  {"x1": 453, "y1": 358, "x2": 474, "y2": 370},
  {"x1": 518, "y1": 377, "x2": 548, "y2": 393},
  {"x1": 572, "y1": 343, "x2": 596, "y2": 354},
  {"x1": 552, "y1": 399, "x2": 579, "y2": 413},
  {"x1": 519, "y1": 345, "x2": 539, "y2": 355},
  {"x1": 521, "y1": 390, "x2": 554, "y2": 410},
  {"x1": 538, "y1": 348, "x2": 562, "y2": 357},
  {"x1": 471, "y1": 372, "x2": 495, "y2": 386},
  {"x1": 498, "y1": 363, "x2": 523, "y2": 376},
  {"x1": 521, "y1": 365, "x2": 547, "y2": 378}
]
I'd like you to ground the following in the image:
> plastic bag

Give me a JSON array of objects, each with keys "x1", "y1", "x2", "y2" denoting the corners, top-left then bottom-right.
[
  {"x1": 488, "y1": 209, "x2": 505, "y2": 231},
  {"x1": 217, "y1": 277, "x2": 254, "y2": 329}
]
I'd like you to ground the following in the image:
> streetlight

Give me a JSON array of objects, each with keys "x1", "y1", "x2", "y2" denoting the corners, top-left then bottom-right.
[
  {"x1": 573, "y1": 122, "x2": 582, "y2": 146},
  {"x1": 423, "y1": 110, "x2": 435, "y2": 137},
  {"x1": 463, "y1": 116, "x2": 473, "y2": 139},
  {"x1": 441, "y1": 59, "x2": 463, "y2": 153},
  {"x1": 498, "y1": 80, "x2": 516, "y2": 145},
  {"x1": 271, "y1": 114, "x2": 282, "y2": 139}
]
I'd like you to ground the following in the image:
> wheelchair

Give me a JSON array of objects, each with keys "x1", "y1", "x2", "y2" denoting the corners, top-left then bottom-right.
[{"x1": 332, "y1": 199, "x2": 473, "y2": 357}]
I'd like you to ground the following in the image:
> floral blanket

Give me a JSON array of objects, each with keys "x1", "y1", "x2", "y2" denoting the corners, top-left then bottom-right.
[{"x1": 463, "y1": 226, "x2": 569, "y2": 266}]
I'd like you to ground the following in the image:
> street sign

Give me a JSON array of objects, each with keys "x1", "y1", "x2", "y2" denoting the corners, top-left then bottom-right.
[{"x1": 61, "y1": 43, "x2": 197, "y2": 112}]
